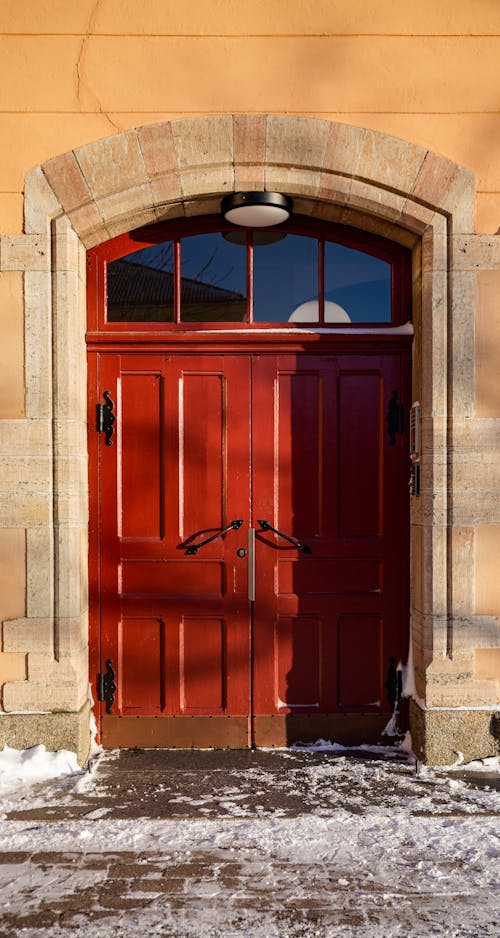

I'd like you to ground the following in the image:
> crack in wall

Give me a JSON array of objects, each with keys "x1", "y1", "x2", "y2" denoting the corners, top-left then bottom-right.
[{"x1": 76, "y1": 0, "x2": 120, "y2": 133}]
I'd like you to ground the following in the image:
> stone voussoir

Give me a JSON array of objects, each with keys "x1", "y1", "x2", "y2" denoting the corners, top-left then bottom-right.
[
  {"x1": 74, "y1": 131, "x2": 149, "y2": 202},
  {"x1": 42, "y1": 151, "x2": 93, "y2": 214}
]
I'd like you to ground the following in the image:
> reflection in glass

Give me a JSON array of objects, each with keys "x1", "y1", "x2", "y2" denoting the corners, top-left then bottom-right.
[
  {"x1": 253, "y1": 235, "x2": 316, "y2": 322},
  {"x1": 289, "y1": 300, "x2": 351, "y2": 323},
  {"x1": 106, "y1": 231, "x2": 394, "y2": 327},
  {"x1": 107, "y1": 242, "x2": 175, "y2": 322},
  {"x1": 181, "y1": 234, "x2": 247, "y2": 322},
  {"x1": 222, "y1": 229, "x2": 285, "y2": 246},
  {"x1": 324, "y1": 242, "x2": 391, "y2": 322}
]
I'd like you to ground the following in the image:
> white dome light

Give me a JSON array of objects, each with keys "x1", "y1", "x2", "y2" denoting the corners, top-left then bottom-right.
[
  {"x1": 222, "y1": 192, "x2": 293, "y2": 228},
  {"x1": 289, "y1": 300, "x2": 351, "y2": 323}
]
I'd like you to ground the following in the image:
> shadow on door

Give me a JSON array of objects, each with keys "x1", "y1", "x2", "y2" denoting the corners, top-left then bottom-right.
[{"x1": 254, "y1": 351, "x2": 409, "y2": 748}]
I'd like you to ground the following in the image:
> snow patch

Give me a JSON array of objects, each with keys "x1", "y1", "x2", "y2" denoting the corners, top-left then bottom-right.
[
  {"x1": 0, "y1": 744, "x2": 80, "y2": 795},
  {"x1": 290, "y1": 738, "x2": 344, "y2": 751},
  {"x1": 445, "y1": 755, "x2": 500, "y2": 773},
  {"x1": 462, "y1": 756, "x2": 500, "y2": 772},
  {"x1": 382, "y1": 711, "x2": 398, "y2": 736},
  {"x1": 290, "y1": 737, "x2": 415, "y2": 761},
  {"x1": 88, "y1": 681, "x2": 103, "y2": 759}
]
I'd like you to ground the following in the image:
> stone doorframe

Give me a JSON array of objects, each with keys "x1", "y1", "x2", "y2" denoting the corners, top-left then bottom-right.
[{"x1": 1, "y1": 115, "x2": 499, "y2": 764}]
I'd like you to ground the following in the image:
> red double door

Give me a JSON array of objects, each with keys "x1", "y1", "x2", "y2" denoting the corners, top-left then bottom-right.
[{"x1": 91, "y1": 348, "x2": 409, "y2": 748}]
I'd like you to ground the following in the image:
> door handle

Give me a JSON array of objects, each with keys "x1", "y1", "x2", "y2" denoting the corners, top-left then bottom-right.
[
  {"x1": 257, "y1": 519, "x2": 312, "y2": 554},
  {"x1": 185, "y1": 519, "x2": 244, "y2": 555}
]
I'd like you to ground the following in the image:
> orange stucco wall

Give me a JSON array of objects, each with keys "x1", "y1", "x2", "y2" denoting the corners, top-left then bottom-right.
[
  {"x1": 0, "y1": 4, "x2": 498, "y2": 417},
  {"x1": 0, "y1": 1, "x2": 499, "y2": 233},
  {"x1": 0, "y1": 5, "x2": 498, "y2": 396},
  {"x1": 0, "y1": 2, "x2": 499, "y2": 411}
]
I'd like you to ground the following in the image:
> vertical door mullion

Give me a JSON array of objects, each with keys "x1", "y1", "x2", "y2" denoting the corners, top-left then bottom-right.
[
  {"x1": 318, "y1": 239, "x2": 325, "y2": 324},
  {"x1": 247, "y1": 233, "x2": 254, "y2": 323},
  {"x1": 174, "y1": 240, "x2": 181, "y2": 323}
]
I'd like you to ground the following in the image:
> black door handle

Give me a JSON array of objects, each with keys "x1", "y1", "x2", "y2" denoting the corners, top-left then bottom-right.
[
  {"x1": 185, "y1": 519, "x2": 244, "y2": 554},
  {"x1": 257, "y1": 520, "x2": 312, "y2": 554}
]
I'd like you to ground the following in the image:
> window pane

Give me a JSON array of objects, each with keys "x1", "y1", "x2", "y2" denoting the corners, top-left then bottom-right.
[
  {"x1": 324, "y1": 242, "x2": 391, "y2": 323},
  {"x1": 107, "y1": 242, "x2": 174, "y2": 322},
  {"x1": 180, "y1": 234, "x2": 247, "y2": 322},
  {"x1": 253, "y1": 235, "x2": 317, "y2": 322}
]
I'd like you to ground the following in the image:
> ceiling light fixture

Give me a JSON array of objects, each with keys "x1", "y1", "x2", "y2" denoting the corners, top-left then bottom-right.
[{"x1": 221, "y1": 191, "x2": 293, "y2": 228}]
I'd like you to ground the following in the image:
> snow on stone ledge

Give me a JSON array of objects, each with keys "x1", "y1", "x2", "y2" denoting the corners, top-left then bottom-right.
[{"x1": 0, "y1": 744, "x2": 80, "y2": 795}]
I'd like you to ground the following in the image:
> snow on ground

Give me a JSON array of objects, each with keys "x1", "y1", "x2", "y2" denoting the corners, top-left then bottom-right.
[
  {"x1": 0, "y1": 742, "x2": 499, "y2": 937},
  {"x1": 0, "y1": 744, "x2": 80, "y2": 796},
  {"x1": 446, "y1": 755, "x2": 500, "y2": 773}
]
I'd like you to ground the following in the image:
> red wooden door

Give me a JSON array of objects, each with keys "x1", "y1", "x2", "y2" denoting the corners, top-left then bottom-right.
[
  {"x1": 94, "y1": 353, "x2": 252, "y2": 747},
  {"x1": 251, "y1": 353, "x2": 409, "y2": 745},
  {"x1": 91, "y1": 349, "x2": 409, "y2": 748}
]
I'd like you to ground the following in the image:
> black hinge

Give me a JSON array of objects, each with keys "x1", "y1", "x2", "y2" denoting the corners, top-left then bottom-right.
[
  {"x1": 96, "y1": 390, "x2": 116, "y2": 446},
  {"x1": 409, "y1": 461, "x2": 421, "y2": 497},
  {"x1": 97, "y1": 659, "x2": 116, "y2": 714},
  {"x1": 386, "y1": 390, "x2": 404, "y2": 445}
]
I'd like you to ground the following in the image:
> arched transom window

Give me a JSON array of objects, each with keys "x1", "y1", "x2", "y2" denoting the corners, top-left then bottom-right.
[{"x1": 88, "y1": 216, "x2": 411, "y2": 330}]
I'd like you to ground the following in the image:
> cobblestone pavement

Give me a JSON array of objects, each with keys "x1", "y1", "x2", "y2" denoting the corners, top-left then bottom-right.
[{"x1": 1, "y1": 748, "x2": 499, "y2": 937}]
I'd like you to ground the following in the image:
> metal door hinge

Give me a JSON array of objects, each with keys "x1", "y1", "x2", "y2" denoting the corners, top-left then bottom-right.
[
  {"x1": 96, "y1": 390, "x2": 116, "y2": 446},
  {"x1": 97, "y1": 659, "x2": 116, "y2": 714},
  {"x1": 386, "y1": 390, "x2": 404, "y2": 445},
  {"x1": 409, "y1": 461, "x2": 421, "y2": 497}
]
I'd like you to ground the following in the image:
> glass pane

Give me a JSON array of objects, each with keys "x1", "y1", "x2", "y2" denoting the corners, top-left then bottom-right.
[
  {"x1": 180, "y1": 233, "x2": 247, "y2": 322},
  {"x1": 253, "y1": 235, "x2": 317, "y2": 322},
  {"x1": 107, "y1": 242, "x2": 174, "y2": 322},
  {"x1": 324, "y1": 242, "x2": 391, "y2": 323}
]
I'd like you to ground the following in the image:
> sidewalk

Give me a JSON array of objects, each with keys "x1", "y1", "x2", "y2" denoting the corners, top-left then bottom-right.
[{"x1": 0, "y1": 746, "x2": 499, "y2": 937}]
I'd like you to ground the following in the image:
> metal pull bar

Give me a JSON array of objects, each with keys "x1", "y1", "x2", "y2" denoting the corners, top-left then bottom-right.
[
  {"x1": 185, "y1": 519, "x2": 244, "y2": 555},
  {"x1": 257, "y1": 519, "x2": 312, "y2": 554},
  {"x1": 248, "y1": 527, "x2": 255, "y2": 601}
]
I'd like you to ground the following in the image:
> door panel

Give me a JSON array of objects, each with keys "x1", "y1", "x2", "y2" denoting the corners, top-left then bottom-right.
[
  {"x1": 337, "y1": 371, "x2": 382, "y2": 537},
  {"x1": 275, "y1": 370, "x2": 323, "y2": 536},
  {"x1": 181, "y1": 371, "x2": 225, "y2": 537},
  {"x1": 180, "y1": 617, "x2": 226, "y2": 711},
  {"x1": 94, "y1": 349, "x2": 409, "y2": 748},
  {"x1": 98, "y1": 354, "x2": 251, "y2": 747},
  {"x1": 337, "y1": 615, "x2": 382, "y2": 708},
  {"x1": 276, "y1": 615, "x2": 322, "y2": 708},
  {"x1": 119, "y1": 617, "x2": 165, "y2": 713},
  {"x1": 119, "y1": 371, "x2": 163, "y2": 539},
  {"x1": 251, "y1": 353, "x2": 408, "y2": 744}
]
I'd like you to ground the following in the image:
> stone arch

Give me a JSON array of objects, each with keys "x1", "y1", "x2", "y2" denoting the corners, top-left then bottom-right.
[
  {"x1": 2, "y1": 114, "x2": 493, "y2": 763},
  {"x1": 37, "y1": 114, "x2": 474, "y2": 245}
]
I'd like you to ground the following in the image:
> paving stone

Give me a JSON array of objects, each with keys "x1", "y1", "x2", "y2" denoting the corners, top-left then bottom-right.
[
  {"x1": 0, "y1": 749, "x2": 498, "y2": 937},
  {"x1": 0, "y1": 851, "x2": 30, "y2": 864}
]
